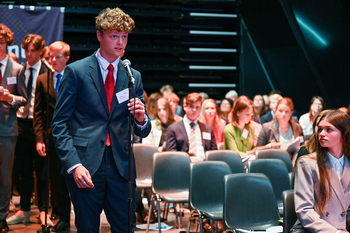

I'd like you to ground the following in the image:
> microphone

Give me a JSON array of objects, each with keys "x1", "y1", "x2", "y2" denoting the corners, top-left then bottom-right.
[
  {"x1": 122, "y1": 59, "x2": 135, "y2": 85},
  {"x1": 41, "y1": 58, "x2": 55, "y2": 73}
]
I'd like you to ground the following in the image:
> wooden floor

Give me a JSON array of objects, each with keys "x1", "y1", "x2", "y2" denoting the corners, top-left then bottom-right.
[{"x1": 7, "y1": 197, "x2": 192, "y2": 233}]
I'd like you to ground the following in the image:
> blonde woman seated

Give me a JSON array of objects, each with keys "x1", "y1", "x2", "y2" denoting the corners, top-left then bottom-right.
[
  {"x1": 223, "y1": 95, "x2": 256, "y2": 157},
  {"x1": 257, "y1": 97, "x2": 303, "y2": 151},
  {"x1": 292, "y1": 110, "x2": 350, "y2": 233},
  {"x1": 199, "y1": 98, "x2": 226, "y2": 145},
  {"x1": 142, "y1": 97, "x2": 175, "y2": 151}
]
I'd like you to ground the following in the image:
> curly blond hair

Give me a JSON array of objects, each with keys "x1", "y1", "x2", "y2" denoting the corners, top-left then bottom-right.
[{"x1": 96, "y1": 8, "x2": 135, "y2": 34}]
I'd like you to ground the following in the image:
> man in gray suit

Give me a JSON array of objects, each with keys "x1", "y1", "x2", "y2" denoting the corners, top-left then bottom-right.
[{"x1": 0, "y1": 23, "x2": 27, "y2": 232}]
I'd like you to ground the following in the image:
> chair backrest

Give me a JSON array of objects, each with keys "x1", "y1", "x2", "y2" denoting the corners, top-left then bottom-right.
[
  {"x1": 152, "y1": 151, "x2": 191, "y2": 193},
  {"x1": 133, "y1": 143, "x2": 159, "y2": 181},
  {"x1": 247, "y1": 159, "x2": 290, "y2": 205},
  {"x1": 189, "y1": 161, "x2": 232, "y2": 212},
  {"x1": 206, "y1": 150, "x2": 245, "y2": 174},
  {"x1": 282, "y1": 190, "x2": 297, "y2": 233},
  {"x1": 223, "y1": 173, "x2": 281, "y2": 230},
  {"x1": 255, "y1": 149, "x2": 293, "y2": 172}
]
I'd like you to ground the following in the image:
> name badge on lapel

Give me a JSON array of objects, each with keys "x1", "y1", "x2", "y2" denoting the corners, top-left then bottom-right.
[
  {"x1": 116, "y1": 88, "x2": 129, "y2": 104},
  {"x1": 7, "y1": 77, "x2": 17, "y2": 85},
  {"x1": 202, "y1": 132, "x2": 211, "y2": 140}
]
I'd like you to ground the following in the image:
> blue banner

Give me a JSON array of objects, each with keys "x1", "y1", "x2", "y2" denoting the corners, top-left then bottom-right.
[{"x1": 0, "y1": 5, "x2": 64, "y2": 64}]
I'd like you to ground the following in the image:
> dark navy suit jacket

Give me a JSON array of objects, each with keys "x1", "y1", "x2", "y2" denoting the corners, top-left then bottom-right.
[{"x1": 51, "y1": 53, "x2": 151, "y2": 179}]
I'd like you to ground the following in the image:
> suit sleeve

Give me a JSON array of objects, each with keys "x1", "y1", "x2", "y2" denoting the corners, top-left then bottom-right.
[
  {"x1": 294, "y1": 158, "x2": 338, "y2": 233},
  {"x1": 223, "y1": 125, "x2": 246, "y2": 157},
  {"x1": 165, "y1": 124, "x2": 177, "y2": 151},
  {"x1": 131, "y1": 70, "x2": 151, "y2": 138},
  {"x1": 33, "y1": 76, "x2": 45, "y2": 143},
  {"x1": 51, "y1": 66, "x2": 82, "y2": 171},
  {"x1": 257, "y1": 124, "x2": 269, "y2": 146}
]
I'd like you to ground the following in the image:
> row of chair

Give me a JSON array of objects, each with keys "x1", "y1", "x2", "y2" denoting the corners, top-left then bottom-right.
[{"x1": 133, "y1": 144, "x2": 296, "y2": 233}]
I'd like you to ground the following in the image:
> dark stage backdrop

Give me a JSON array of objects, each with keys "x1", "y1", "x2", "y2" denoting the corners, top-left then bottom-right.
[{"x1": 0, "y1": 5, "x2": 64, "y2": 64}]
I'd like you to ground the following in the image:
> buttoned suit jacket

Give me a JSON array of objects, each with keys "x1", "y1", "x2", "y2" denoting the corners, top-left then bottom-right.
[
  {"x1": 293, "y1": 154, "x2": 350, "y2": 232},
  {"x1": 0, "y1": 59, "x2": 27, "y2": 136},
  {"x1": 51, "y1": 53, "x2": 151, "y2": 179},
  {"x1": 33, "y1": 71, "x2": 56, "y2": 142},
  {"x1": 165, "y1": 120, "x2": 217, "y2": 153}
]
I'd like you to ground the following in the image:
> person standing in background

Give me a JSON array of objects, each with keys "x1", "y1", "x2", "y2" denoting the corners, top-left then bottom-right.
[
  {"x1": 0, "y1": 23, "x2": 27, "y2": 233},
  {"x1": 7, "y1": 34, "x2": 50, "y2": 226},
  {"x1": 34, "y1": 41, "x2": 71, "y2": 232}
]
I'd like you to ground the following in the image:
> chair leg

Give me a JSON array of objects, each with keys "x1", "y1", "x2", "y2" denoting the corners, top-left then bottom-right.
[
  {"x1": 179, "y1": 203, "x2": 183, "y2": 228},
  {"x1": 146, "y1": 194, "x2": 156, "y2": 233},
  {"x1": 156, "y1": 195, "x2": 162, "y2": 233}
]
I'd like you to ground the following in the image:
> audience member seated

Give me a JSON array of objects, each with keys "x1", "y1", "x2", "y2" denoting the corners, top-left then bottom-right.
[
  {"x1": 146, "y1": 92, "x2": 162, "y2": 120},
  {"x1": 143, "y1": 97, "x2": 175, "y2": 152},
  {"x1": 199, "y1": 98, "x2": 226, "y2": 145},
  {"x1": 159, "y1": 84, "x2": 173, "y2": 96},
  {"x1": 225, "y1": 89, "x2": 238, "y2": 102},
  {"x1": 299, "y1": 96, "x2": 326, "y2": 140},
  {"x1": 257, "y1": 97, "x2": 303, "y2": 152},
  {"x1": 253, "y1": 94, "x2": 267, "y2": 123},
  {"x1": 166, "y1": 92, "x2": 217, "y2": 162},
  {"x1": 164, "y1": 92, "x2": 182, "y2": 122},
  {"x1": 219, "y1": 98, "x2": 233, "y2": 124},
  {"x1": 40, "y1": 46, "x2": 50, "y2": 62},
  {"x1": 338, "y1": 106, "x2": 350, "y2": 116},
  {"x1": 260, "y1": 93, "x2": 283, "y2": 124},
  {"x1": 223, "y1": 95, "x2": 256, "y2": 157},
  {"x1": 292, "y1": 110, "x2": 350, "y2": 233}
]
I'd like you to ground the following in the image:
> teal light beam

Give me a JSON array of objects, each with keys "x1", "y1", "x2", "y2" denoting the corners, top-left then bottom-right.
[{"x1": 296, "y1": 17, "x2": 327, "y2": 46}]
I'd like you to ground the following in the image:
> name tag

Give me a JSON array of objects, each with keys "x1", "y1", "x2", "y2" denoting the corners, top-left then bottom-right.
[
  {"x1": 7, "y1": 77, "x2": 17, "y2": 85},
  {"x1": 202, "y1": 132, "x2": 211, "y2": 140},
  {"x1": 116, "y1": 88, "x2": 129, "y2": 104},
  {"x1": 242, "y1": 128, "x2": 249, "y2": 139}
]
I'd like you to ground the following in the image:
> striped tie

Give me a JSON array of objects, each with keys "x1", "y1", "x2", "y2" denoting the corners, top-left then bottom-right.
[{"x1": 189, "y1": 122, "x2": 196, "y2": 156}]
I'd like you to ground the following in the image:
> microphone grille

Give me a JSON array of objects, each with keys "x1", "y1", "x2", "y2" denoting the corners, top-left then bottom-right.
[{"x1": 122, "y1": 59, "x2": 131, "y2": 67}]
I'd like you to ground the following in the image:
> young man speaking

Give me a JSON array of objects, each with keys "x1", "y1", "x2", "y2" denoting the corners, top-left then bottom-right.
[{"x1": 51, "y1": 8, "x2": 151, "y2": 232}]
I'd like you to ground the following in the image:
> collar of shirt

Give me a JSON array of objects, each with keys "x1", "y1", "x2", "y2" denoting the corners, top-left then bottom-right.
[
  {"x1": 54, "y1": 70, "x2": 64, "y2": 78},
  {"x1": 184, "y1": 115, "x2": 198, "y2": 126},
  {"x1": 328, "y1": 151, "x2": 345, "y2": 168},
  {"x1": 96, "y1": 49, "x2": 119, "y2": 84},
  {"x1": 0, "y1": 56, "x2": 8, "y2": 76},
  {"x1": 27, "y1": 59, "x2": 41, "y2": 71}
]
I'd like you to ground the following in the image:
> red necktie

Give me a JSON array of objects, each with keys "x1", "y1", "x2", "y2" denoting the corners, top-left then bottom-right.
[
  {"x1": 105, "y1": 64, "x2": 115, "y2": 146},
  {"x1": 0, "y1": 63, "x2": 2, "y2": 84}
]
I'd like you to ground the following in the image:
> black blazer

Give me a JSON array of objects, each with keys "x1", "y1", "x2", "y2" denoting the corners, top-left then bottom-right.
[{"x1": 165, "y1": 120, "x2": 217, "y2": 153}]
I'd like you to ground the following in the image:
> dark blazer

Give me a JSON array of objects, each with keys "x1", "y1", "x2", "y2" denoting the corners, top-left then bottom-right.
[
  {"x1": 292, "y1": 154, "x2": 350, "y2": 232},
  {"x1": 0, "y1": 59, "x2": 27, "y2": 136},
  {"x1": 257, "y1": 119, "x2": 303, "y2": 147},
  {"x1": 17, "y1": 62, "x2": 47, "y2": 120},
  {"x1": 33, "y1": 71, "x2": 56, "y2": 142},
  {"x1": 51, "y1": 53, "x2": 151, "y2": 179},
  {"x1": 165, "y1": 120, "x2": 217, "y2": 153},
  {"x1": 260, "y1": 110, "x2": 273, "y2": 125}
]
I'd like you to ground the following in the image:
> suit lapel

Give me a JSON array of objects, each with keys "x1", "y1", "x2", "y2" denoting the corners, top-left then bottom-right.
[
  {"x1": 326, "y1": 158, "x2": 347, "y2": 210},
  {"x1": 272, "y1": 120, "x2": 280, "y2": 142},
  {"x1": 180, "y1": 121, "x2": 189, "y2": 148},
  {"x1": 49, "y1": 72, "x2": 56, "y2": 99},
  {"x1": 88, "y1": 55, "x2": 109, "y2": 114},
  {"x1": 341, "y1": 157, "x2": 350, "y2": 193},
  {"x1": 110, "y1": 61, "x2": 129, "y2": 116},
  {"x1": 198, "y1": 122, "x2": 206, "y2": 147},
  {"x1": 3, "y1": 60, "x2": 13, "y2": 83}
]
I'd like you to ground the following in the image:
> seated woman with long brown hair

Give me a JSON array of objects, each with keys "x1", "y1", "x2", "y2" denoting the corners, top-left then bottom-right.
[
  {"x1": 223, "y1": 95, "x2": 256, "y2": 157},
  {"x1": 292, "y1": 110, "x2": 350, "y2": 233}
]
